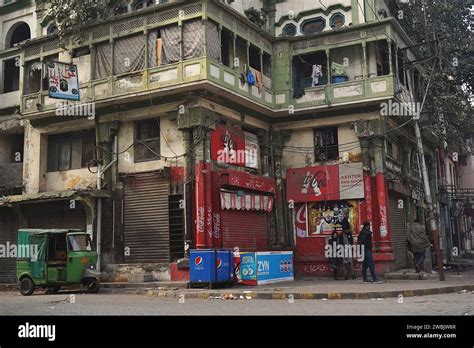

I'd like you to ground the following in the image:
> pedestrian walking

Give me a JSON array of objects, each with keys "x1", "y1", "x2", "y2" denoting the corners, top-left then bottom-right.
[
  {"x1": 341, "y1": 228, "x2": 356, "y2": 280},
  {"x1": 407, "y1": 217, "x2": 431, "y2": 273},
  {"x1": 358, "y1": 221, "x2": 382, "y2": 283},
  {"x1": 328, "y1": 230, "x2": 343, "y2": 280}
]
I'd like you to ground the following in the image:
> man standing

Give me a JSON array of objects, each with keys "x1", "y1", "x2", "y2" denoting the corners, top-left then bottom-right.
[
  {"x1": 358, "y1": 222, "x2": 382, "y2": 283},
  {"x1": 407, "y1": 217, "x2": 431, "y2": 273}
]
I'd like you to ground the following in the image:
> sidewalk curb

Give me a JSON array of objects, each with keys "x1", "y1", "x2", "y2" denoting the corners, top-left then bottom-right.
[{"x1": 143, "y1": 284, "x2": 474, "y2": 300}]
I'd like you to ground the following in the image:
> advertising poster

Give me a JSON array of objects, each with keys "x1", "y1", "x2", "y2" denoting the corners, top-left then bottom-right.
[{"x1": 47, "y1": 61, "x2": 80, "y2": 101}]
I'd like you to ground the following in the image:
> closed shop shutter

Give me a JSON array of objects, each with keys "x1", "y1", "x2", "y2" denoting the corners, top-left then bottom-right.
[
  {"x1": 221, "y1": 210, "x2": 269, "y2": 251},
  {"x1": 389, "y1": 193, "x2": 408, "y2": 269},
  {"x1": 0, "y1": 208, "x2": 19, "y2": 283},
  {"x1": 123, "y1": 172, "x2": 169, "y2": 263}
]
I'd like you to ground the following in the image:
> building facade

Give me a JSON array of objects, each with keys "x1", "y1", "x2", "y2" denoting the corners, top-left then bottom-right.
[{"x1": 0, "y1": 0, "x2": 443, "y2": 281}]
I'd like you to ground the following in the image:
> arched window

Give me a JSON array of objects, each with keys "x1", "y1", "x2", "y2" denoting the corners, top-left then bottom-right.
[
  {"x1": 330, "y1": 13, "x2": 345, "y2": 29},
  {"x1": 7, "y1": 22, "x2": 31, "y2": 48},
  {"x1": 47, "y1": 24, "x2": 58, "y2": 36},
  {"x1": 282, "y1": 23, "x2": 297, "y2": 37},
  {"x1": 301, "y1": 17, "x2": 326, "y2": 35}
]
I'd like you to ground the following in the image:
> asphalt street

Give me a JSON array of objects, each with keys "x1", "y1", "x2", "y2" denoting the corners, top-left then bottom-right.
[{"x1": 0, "y1": 290, "x2": 473, "y2": 315}]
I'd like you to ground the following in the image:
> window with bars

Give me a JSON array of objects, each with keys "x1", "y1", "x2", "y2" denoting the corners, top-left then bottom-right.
[{"x1": 314, "y1": 126, "x2": 339, "y2": 162}]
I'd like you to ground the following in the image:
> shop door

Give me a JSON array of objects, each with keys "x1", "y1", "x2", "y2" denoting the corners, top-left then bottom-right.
[
  {"x1": 389, "y1": 194, "x2": 408, "y2": 269},
  {"x1": 221, "y1": 210, "x2": 269, "y2": 251},
  {"x1": 123, "y1": 172, "x2": 170, "y2": 263},
  {"x1": 0, "y1": 208, "x2": 19, "y2": 282}
]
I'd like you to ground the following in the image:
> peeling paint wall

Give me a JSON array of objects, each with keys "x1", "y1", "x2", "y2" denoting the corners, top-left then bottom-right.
[
  {"x1": 23, "y1": 121, "x2": 44, "y2": 194},
  {"x1": 118, "y1": 116, "x2": 185, "y2": 174},
  {"x1": 281, "y1": 123, "x2": 362, "y2": 174},
  {"x1": 44, "y1": 168, "x2": 97, "y2": 192}
]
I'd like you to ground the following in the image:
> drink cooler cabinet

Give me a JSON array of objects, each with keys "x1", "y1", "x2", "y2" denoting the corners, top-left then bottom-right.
[{"x1": 189, "y1": 249, "x2": 234, "y2": 288}]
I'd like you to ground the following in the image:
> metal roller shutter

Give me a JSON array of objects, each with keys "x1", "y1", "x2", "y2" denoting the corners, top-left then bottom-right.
[
  {"x1": 389, "y1": 194, "x2": 408, "y2": 269},
  {"x1": 221, "y1": 210, "x2": 269, "y2": 251},
  {"x1": 0, "y1": 208, "x2": 19, "y2": 283},
  {"x1": 123, "y1": 172, "x2": 169, "y2": 263}
]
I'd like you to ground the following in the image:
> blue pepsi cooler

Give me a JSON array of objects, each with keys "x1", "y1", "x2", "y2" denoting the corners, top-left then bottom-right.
[{"x1": 189, "y1": 249, "x2": 233, "y2": 288}]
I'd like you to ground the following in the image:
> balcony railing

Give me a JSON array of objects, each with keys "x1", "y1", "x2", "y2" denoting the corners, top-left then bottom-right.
[{"x1": 18, "y1": 1, "x2": 408, "y2": 116}]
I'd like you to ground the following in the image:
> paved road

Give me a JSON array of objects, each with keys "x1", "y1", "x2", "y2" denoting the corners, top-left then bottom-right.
[{"x1": 0, "y1": 290, "x2": 473, "y2": 315}]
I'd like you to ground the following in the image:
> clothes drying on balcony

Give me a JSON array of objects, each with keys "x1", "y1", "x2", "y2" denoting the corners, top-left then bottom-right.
[
  {"x1": 311, "y1": 64, "x2": 323, "y2": 87},
  {"x1": 94, "y1": 42, "x2": 112, "y2": 80}
]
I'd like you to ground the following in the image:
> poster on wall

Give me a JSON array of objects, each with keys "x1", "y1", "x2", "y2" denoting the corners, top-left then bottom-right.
[
  {"x1": 295, "y1": 200, "x2": 359, "y2": 238},
  {"x1": 47, "y1": 61, "x2": 80, "y2": 101},
  {"x1": 286, "y1": 163, "x2": 364, "y2": 202},
  {"x1": 211, "y1": 124, "x2": 260, "y2": 169}
]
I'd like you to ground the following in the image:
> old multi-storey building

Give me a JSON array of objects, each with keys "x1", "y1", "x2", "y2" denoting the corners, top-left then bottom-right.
[{"x1": 0, "y1": 0, "x2": 443, "y2": 282}]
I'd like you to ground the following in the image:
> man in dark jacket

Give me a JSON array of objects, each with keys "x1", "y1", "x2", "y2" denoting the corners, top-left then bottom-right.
[{"x1": 358, "y1": 221, "x2": 382, "y2": 283}]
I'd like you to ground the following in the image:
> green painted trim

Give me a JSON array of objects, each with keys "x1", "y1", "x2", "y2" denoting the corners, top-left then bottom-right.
[
  {"x1": 275, "y1": 4, "x2": 352, "y2": 27},
  {"x1": 0, "y1": 0, "x2": 31, "y2": 16}
]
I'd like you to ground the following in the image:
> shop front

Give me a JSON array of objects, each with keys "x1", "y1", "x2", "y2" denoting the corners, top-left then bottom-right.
[{"x1": 286, "y1": 163, "x2": 365, "y2": 276}]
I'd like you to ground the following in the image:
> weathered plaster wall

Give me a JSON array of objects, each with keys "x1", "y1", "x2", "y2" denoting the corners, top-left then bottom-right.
[
  {"x1": 118, "y1": 116, "x2": 185, "y2": 173},
  {"x1": 44, "y1": 168, "x2": 97, "y2": 192}
]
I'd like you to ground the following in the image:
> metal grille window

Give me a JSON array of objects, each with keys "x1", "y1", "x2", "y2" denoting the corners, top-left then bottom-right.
[
  {"x1": 134, "y1": 118, "x2": 160, "y2": 162},
  {"x1": 314, "y1": 126, "x2": 339, "y2": 162}
]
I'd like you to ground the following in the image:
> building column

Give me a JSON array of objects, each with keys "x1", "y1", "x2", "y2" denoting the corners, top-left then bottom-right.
[{"x1": 373, "y1": 137, "x2": 392, "y2": 254}]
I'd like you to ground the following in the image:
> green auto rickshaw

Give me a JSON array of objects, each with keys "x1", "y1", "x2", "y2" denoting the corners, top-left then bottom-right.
[{"x1": 16, "y1": 229, "x2": 100, "y2": 296}]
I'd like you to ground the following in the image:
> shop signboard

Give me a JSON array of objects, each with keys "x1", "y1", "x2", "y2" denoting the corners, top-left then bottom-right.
[
  {"x1": 47, "y1": 61, "x2": 80, "y2": 101},
  {"x1": 286, "y1": 163, "x2": 364, "y2": 203},
  {"x1": 240, "y1": 251, "x2": 294, "y2": 285},
  {"x1": 211, "y1": 124, "x2": 260, "y2": 169}
]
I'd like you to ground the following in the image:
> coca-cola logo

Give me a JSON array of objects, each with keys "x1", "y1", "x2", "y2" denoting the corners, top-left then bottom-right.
[{"x1": 301, "y1": 171, "x2": 327, "y2": 196}]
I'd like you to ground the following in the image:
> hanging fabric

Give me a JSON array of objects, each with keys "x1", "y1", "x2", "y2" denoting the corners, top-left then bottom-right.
[
  {"x1": 147, "y1": 30, "x2": 158, "y2": 68},
  {"x1": 311, "y1": 64, "x2": 323, "y2": 87},
  {"x1": 206, "y1": 20, "x2": 221, "y2": 61},
  {"x1": 183, "y1": 20, "x2": 204, "y2": 60},
  {"x1": 94, "y1": 41, "x2": 112, "y2": 79},
  {"x1": 113, "y1": 34, "x2": 145, "y2": 75},
  {"x1": 161, "y1": 25, "x2": 181, "y2": 64}
]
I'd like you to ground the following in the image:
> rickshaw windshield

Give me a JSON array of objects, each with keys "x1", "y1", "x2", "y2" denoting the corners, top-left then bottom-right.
[{"x1": 67, "y1": 234, "x2": 94, "y2": 251}]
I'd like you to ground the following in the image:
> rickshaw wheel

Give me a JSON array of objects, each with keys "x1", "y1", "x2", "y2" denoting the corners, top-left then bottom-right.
[
  {"x1": 86, "y1": 279, "x2": 100, "y2": 294},
  {"x1": 19, "y1": 277, "x2": 35, "y2": 296}
]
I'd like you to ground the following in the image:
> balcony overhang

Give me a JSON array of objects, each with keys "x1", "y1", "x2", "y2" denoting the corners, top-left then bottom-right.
[{"x1": 0, "y1": 189, "x2": 110, "y2": 207}]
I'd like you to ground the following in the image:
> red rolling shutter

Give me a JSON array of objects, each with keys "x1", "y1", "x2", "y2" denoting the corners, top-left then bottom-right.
[{"x1": 221, "y1": 209, "x2": 269, "y2": 251}]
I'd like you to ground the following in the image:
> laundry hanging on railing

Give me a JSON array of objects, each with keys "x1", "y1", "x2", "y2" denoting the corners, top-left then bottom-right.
[
  {"x1": 220, "y1": 191, "x2": 274, "y2": 212},
  {"x1": 311, "y1": 64, "x2": 323, "y2": 87}
]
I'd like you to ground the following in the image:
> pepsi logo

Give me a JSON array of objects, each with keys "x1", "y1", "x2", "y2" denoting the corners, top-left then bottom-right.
[
  {"x1": 195, "y1": 256, "x2": 203, "y2": 266},
  {"x1": 216, "y1": 258, "x2": 222, "y2": 269}
]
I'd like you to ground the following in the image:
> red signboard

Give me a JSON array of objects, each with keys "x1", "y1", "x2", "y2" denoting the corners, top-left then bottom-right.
[
  {"x1": 286, "y1": 163, "x2": 364, "y2": 203},
  {"x1": 211, "y1": 124, "x2": 246, "y2": 166}
]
